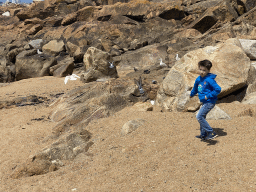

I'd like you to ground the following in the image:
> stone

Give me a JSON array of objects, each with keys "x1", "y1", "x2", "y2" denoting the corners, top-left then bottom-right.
[
  {"x1": 82, "y1": 47, "x2": 118, "y2": 82},
  {"x1": 131, "y1": 102, "x2": 153, "y2": 112},
  {"x1": 28, "y1": 39, "x2": 43, "y2": 49},
  {"x1": 121, "y1": 119, "x2": 145, "y2": 136},
  {"x1": 239, "y1": 39, "x2": 256, "y2": 59},
  {"x1": 195, "y1": 105, "x2": 231, "y2": 120},
  {"x1": 156, "y1": 38, "x2": 252, "y2": 111},
  {"x1": 242, "y1": 92, "x2": 256, "y2": 104},
  {"x1": 42, "y1": 40, "x2": 66, "y2": 56},
  {"x1": 15, "y1": 50, "x2": 57, "y2": 81},
  {"x1": 50, "y1": 56, "x2": 74, "y2": 77}
]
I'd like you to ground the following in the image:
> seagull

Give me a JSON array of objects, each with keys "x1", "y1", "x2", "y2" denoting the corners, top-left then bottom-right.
[
  {"x1": 109, "y1": 62, "x2": 114, "y2": 69},
  {"x1": 176, "y1": 54, "x2": 180, "y2": 61},
  {"x1": 135, "y1": 76, "x2": 144, "y2": 94},
  {"x1": 160, "y1": 58, "x2": 167, "y2": 67},
  {"x1": 64, "y1": 74, "x2": 80, "y2": 84},
  {"x1": 37, "y1": 49, "x2": 43, "y2": 54}
]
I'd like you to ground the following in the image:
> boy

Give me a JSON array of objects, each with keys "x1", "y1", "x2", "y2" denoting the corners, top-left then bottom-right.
[{"x1": 190, "y1": 60, "x2": 221, "y2": 140}]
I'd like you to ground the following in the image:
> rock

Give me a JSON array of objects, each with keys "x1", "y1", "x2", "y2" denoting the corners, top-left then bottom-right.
[
  {"x1": 15, "y1": 50, "x2": 57, "y2": 81},
  {"x1": 61, "y1": 12, "x2": 77, "y2": 26},
  {"x1": 9, "y1": 8, "x2": 22, "y2": 16},
  {"x1": 242, "y1": 92, "x2": 256, "y2": 104},
  {"x1": 82, "y1": 47, "x2": 118, "y2": 82},
  {"x1": 49, "y1": 78, "x2": 145, "y2": 136},
  {"x1": 196, "y1": 105, "x2": 231, "y2": 120},
  {"x1": 117, "y1": 44, "x2": 168, "y2": 72},
  {"x1": 0, "y1": 65, "x2": 11, "y2": 83},
  {"x1": 44, "y1": 16, "x2": 63, "y2": 27},
  {"x1": 28, "y1": 39, "x2": 43, "y2": 49},
  {"x1": 239, "y1": 39, "x2": 256, "y2": 59},
  {"x1": 241, "y1": 0, "x2": 256, "y2": 12},
  {"x1": 49, "y1": 55, "x2": 74, "y2": 77},
  {"x1": 131, "y1": 102, "x2": 153, "y2": 112},
  {"x1": 121, "y1": 119, "x2": 145, "y2": 136},
  {"x1": 27, "y1": 24, "x2": 43, "y2": 35},
  {"x1": 156, "y1": 38, "x2": 252, "y2": 111},
  {"x1": 11, "y1": 130, "x2": 93, "y2": 179},
  {"x1": 188, "y1": 0, "x2": 239, "y2": 34},
  {"x1": 16, "y1": 1, "x2": 54, "y2": 20},
  {"x1": 42, "y1": 40, "x2": 66, "y2": 56},
  {"x1": 11, "y1": 159, "x2": 52, "y2": 179}
]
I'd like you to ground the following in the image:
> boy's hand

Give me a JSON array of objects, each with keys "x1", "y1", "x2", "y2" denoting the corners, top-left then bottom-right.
[{"x1": 205, "y1": 95, "x2": 207, "y2": 100}]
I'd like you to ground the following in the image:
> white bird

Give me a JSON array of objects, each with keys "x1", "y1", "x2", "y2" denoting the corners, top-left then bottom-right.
[
  {"x1": 37, "y1": 49, "x2": 43, "y2": 54},
  {"x1": 150, "y1": 100, "x2": 155, "y2": 105},
  {"x1": 109, "y1": 62, "x2": 114, "y2": 69},
  {"x1": 176, "y1": 54, "x2": 180, "y2": 61},
  {"x1": 160, "y1": 58, "x2": 167, "y2": 67},
  {"x1": 64, "y1": 74, "x2": 80, "y2": 84}
]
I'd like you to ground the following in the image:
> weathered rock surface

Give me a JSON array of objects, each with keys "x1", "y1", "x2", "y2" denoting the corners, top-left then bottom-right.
[
  {"x1": 49, "y1": 55, "x2": 74, "y2": 77},
  {"x1": 15, "y1": 50, "x2": 57, "y2": 81},
  {"x1": 49, "y1": 78, "x2": 148, "y2": 136},
  {"x1": 81, "y1": 47, "x2": 118, "y2": 82},
  {"x1": 239, "y1": 39, "x2": 256, "y2": 59},
  {"x1": 11, "y1": 130, "x2": 93, "y2": 179},
  {"x1": 156, "y1": 38, "x2": 253, "y2": 112},
  {"x1": 42, "y1": 40, "x2": 65, "y2": 56}
]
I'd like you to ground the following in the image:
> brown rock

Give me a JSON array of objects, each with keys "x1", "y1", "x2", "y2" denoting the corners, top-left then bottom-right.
[
  {"x1": 42, "y1": 40, "x2": 65, "y2": 56},
  {"x1": 15, "y1": 50, "x2": 57, "y2": 81}
]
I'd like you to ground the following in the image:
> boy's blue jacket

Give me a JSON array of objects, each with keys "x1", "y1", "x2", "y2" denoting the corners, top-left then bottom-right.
[{"x1": 190, "y1": 73, "x2": 221, "y2": 104}]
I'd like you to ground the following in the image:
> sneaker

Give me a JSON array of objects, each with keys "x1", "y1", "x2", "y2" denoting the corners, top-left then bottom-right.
[
  {"x1": 195, "y1": 135, "x2": 206, "y2": 140},
  {"x1": 205, "y1": 132, "x2": 218, "y2": 140}
]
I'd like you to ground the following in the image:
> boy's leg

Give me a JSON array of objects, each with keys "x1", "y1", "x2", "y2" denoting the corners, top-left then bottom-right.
[{"x1": 196, "y1": 103, "x2": 217, "y2": 139}]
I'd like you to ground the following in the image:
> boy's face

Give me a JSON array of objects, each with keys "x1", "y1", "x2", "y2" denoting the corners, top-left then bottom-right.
[{"x1": 199, "y1": 66, "x2": 209, "y2": 78}]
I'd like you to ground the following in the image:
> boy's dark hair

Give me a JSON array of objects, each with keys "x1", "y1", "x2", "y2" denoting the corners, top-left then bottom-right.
[{"x1": 198, "y1": 60, "x2": 212, "y2": 70}]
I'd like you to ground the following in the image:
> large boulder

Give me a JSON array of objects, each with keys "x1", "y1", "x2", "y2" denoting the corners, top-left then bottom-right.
[
  {"x1": 156, "y1": 38, "x2": 253, "y2": 112},
  {"x1": 15, "y1": 50, "x2": 57, "y2": 81},
  {"x1": 81, "y1": 47, "x2": 118, "y2": 82}
]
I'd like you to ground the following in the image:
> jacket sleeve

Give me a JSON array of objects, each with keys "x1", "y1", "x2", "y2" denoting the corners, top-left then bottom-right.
[
  {"x1": 206, "y1": 79, "x2": 221, "y2": 99},
  {"x1": 190, "y1": 78, "x2": 199, "y2": 97}
]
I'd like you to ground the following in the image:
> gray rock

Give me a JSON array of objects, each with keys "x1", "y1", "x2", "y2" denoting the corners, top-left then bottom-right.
[
  {"x1": 239, "y1": 39, "x2": 256, "y2": 59},
  {"x1": 29, "y1": 39, "x2": 43, "y2": 49},
  {"x1": 196, "y1": 105, "x2": 231, "y2": 120},
  {"x1": 121, "y1": 119, "x2": 145, "y2": 136}
]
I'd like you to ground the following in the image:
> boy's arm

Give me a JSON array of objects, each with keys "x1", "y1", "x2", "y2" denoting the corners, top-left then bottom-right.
[
  {"x1": 190, "y1": 79, "x2": 199, "y2": 98},
  {"x1": 206, "y1": 79, "x2": 221, "y2": 99}
]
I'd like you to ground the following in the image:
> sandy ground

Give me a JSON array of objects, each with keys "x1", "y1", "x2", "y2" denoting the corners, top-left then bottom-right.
[{"x1": 1, "y1": 76, "x2": 256, "y2": 192}]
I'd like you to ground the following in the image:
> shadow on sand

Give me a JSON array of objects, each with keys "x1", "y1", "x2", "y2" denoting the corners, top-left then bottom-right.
[{"x1": 201, "y1": 128, "x2": 227, "y2": 146}]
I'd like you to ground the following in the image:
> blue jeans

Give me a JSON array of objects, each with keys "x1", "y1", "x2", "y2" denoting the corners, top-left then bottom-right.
[{"x1": 196, "y1": 103, "x2": 215, "y2": 136}]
